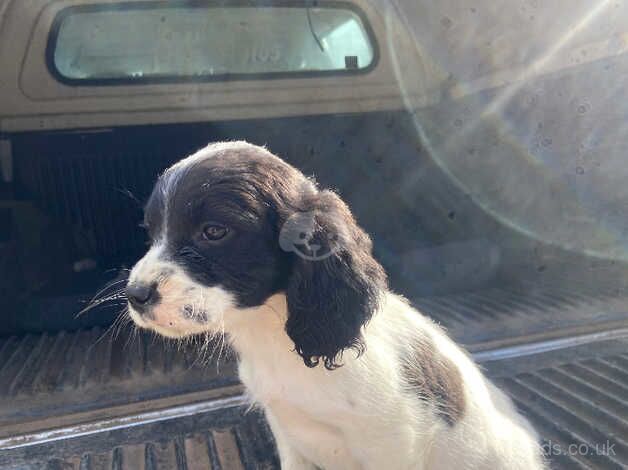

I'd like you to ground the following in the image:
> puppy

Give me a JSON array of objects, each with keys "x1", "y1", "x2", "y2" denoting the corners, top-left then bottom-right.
[{"x1": 126, "y1": 141, "x2": 545, "y2": 470}]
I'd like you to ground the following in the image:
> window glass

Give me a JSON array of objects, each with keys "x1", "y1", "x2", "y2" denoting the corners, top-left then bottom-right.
[{"x1": 50, "y1": 3, "x2": 375, "y2": 83}]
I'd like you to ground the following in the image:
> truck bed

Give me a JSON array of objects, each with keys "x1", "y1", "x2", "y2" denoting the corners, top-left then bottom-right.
[{"x1": 1, "y1": 285, "x2": 627, "y2": 469}]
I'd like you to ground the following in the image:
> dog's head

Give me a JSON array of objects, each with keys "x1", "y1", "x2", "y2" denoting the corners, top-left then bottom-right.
[{"x1": 126, "y1": 141, "x2": 386, "y2": 369}]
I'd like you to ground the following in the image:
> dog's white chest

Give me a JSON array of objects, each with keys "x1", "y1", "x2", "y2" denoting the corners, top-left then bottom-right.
[
  {"x1": 238, "y1": 352, "x2": 338, "y2": 411},
  {"x1": 237, "y1": 354, "x2": 365, "y2": 469}
]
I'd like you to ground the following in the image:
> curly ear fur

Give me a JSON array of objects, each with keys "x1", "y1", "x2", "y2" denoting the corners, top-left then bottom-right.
[{"x1": 284, "y1": 190, "x2": 387, "y2": 370}]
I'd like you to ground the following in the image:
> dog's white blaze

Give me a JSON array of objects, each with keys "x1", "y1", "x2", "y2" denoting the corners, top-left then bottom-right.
[
  {"x1": 129, "y1": 242, "x2": 166, "y2": 283},
  {"x1": 128, "y1": 242, "x2": 236, "y2": 338}
]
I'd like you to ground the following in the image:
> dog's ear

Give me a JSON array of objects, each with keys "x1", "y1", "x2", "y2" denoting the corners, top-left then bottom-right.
[{"x1": 282, "y1": 190, "x2": 386, "y2": 370}]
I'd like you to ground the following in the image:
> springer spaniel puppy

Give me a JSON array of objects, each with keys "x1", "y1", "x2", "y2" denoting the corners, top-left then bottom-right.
[{"x1": 125, "y1": 141, "x2": 545, "y2": 470}]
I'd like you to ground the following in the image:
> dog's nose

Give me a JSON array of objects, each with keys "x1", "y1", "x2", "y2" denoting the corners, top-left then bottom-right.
[{"x1": 125, "y1": 282, "x2": 158, "y2": 312}]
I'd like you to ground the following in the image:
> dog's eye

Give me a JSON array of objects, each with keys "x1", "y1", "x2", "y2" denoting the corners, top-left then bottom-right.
[{"x1": 202, "y1": 223, "x2": 229, "y2": 242}]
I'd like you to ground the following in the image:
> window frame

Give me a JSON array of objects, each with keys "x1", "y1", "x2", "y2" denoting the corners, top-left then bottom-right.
[{"x1": 45, "y1": 0, "x2": 380, "y2": 86}]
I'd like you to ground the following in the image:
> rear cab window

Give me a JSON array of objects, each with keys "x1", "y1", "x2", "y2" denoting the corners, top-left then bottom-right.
[{"x1": 47, "y1": 1, "x2": 377, "y2": 84}]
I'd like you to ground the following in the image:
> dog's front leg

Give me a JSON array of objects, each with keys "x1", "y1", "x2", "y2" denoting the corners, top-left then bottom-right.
[{"x1": 265, "y1": 408, "x2": 318, "y2": 470}]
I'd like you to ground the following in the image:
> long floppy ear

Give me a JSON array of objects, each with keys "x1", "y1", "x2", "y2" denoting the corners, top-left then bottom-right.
[{"x1": 282, "y1": 190, "x2": 387, "y2": 370}]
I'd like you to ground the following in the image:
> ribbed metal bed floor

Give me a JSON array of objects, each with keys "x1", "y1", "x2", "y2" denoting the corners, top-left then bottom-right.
[
  {"x1": 497, "y1": 359, "x2": 628, "y2": 469},
  {"x1": 2, "y1": 340, "x2": 627, "y2": 469},
  {"x1": 1, "y1": 286, "x2": 627, "y2": 469},
  {"x1": 6, "y1": 407, "x2": 280, "y2": 470},
  {"x1": 415, "y1": 283, "x2": 628, "y2": 349}
]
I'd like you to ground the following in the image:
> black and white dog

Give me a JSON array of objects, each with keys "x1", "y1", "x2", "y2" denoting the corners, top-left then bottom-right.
[{"x1": 126, "y1": 141, "x2": 545, "y2": 469}]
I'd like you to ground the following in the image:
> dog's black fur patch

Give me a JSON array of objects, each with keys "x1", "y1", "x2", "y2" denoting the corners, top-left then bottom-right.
[
  {"x1": 284, "y1": 190, "x2": 387, "y2": 369},
  {"x1": 401, "y1": 335, "x2": 466, "y2": 426},
  {"x1": 143, "y1": 142, "x2": 387, "y2": 369}
]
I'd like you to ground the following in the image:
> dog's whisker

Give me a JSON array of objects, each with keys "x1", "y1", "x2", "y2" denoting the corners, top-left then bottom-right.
[
  {"x1": 76, "y1": 299, "x2": 127, "y2": 318},
  {"x1": 209, "y1": 328, "x2": 222, "y2": 361},
  {"x1": 90, "y1": 308, "x2": 128, "y2": 348},
  {"x1": 190, "y1": 333, "x2": 210, "y2": 369},
  {"x1": 108, "y1": 315, "x2": 124, "y2": 342},
  {"x1": 85, "y1": 279, "x2": 127, "y2": 304},
  {"x1": 204, "y1": 331, "x2": 216, "y2": 366},
  {"x1": 76, "y1": 288, "x2": 128, "y2": 318},
  {"x1": 215, "y1": 312, "x2": 227, "y2": 374},
  {"x1": 112, "y1": 309, "x2": 131, "y2": 341},
  {"x1": 124, "y1": 321, "x2": 138, "y2": 349},
  {"x1": 200, "y1": 332, "x2": 210, "y2": 366}
]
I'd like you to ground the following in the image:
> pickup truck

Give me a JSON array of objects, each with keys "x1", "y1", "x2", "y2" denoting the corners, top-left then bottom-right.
[{"x1": 0, "y1": 0, "x2": 627, "y2": 468}]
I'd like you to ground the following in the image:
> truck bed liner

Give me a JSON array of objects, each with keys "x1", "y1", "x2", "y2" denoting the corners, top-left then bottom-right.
[{"x1": 1, "y1": 289, "x2": 627, "y2": 469}]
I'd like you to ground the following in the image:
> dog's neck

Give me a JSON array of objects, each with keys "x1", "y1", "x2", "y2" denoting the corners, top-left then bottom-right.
[{"x1": 225, "y1": 293, "x2": 296, "y2": 362}]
